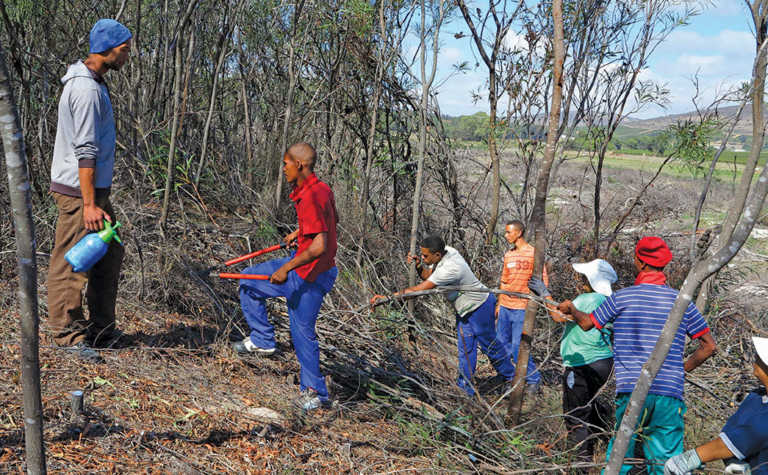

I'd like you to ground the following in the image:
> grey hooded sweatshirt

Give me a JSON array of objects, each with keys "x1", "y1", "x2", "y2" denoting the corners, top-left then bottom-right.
[{"x1": 50, "y1": 60, "x2": 115, "y2": 197}]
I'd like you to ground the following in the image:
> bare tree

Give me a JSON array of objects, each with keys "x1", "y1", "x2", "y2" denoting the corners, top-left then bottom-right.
[
  {"x1": 159, "y1": 0, "x2": 200, "y2": 229},
  {"x1": 456, "y1": 0, "x2": 524, "y2": 246},
  {"x1": 606, "y1": 1, "x2": 768, "y2": 471},
  {"x1": 407, "y1": 0, "x2": 447, "y2": 298},
  {"x1": 273, "y1": 0, "x2": 307, "y2": 209},
  {"x1": 506, "y1": 0, "x2": 564, "y2": 423},
  {"x1": 0, "y1": 44, "x2": 46, "y2": 473},
  {"x1": 193, "y1": 1, "x2": 239, "y2": 187},
  {"x1": 697, "y1": 1, "x2": 768, "y2": 311}
]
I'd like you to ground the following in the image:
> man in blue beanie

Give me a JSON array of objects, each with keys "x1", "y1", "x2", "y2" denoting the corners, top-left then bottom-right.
[{"x1": 46, "y1": 19, "x2": 132, "y2": 363}]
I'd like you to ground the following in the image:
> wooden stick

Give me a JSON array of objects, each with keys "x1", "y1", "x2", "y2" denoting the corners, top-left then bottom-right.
[{"x1": 365, "y1": 286, "x2": 567, "y2": 318}]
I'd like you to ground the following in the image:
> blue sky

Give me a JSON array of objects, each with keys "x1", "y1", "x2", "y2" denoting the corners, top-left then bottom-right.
[{"x1": 433, "y1": 2, "x2": 756, "y2": 119}]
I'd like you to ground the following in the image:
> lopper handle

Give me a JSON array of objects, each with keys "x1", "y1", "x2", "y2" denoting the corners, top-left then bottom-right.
[
  {"x1": 224, "y1": 243, "x2": 287, "y2": 267},
  {"x1": 216, "y1": 273, "x2": 270, "y2": 280}
]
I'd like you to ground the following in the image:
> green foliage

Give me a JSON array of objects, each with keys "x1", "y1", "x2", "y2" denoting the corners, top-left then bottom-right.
[
  {"x1": 442, "y1": 112, "x2": 492, "y2": 142},
  {"x1": 4, "y1": 0, "x2": 43, "y2": 23},
  {"x1": 146, "y1": 131, "x2": 200, "y2": 196},
  {"x1": 668, "y1": 118, "x2": 718, "y2": 178},
  {"x1": 341, "y1": 0, "x2": 375, "y2": 35}
]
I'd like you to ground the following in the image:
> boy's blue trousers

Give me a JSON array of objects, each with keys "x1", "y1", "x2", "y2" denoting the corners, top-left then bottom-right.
[
  {"x1": 496, "y1": 307, "x2": 541, "y2": 385},
  {"x1": 239, "y1": 254, "x2": 337, "y2": 400},
  {"x1": 456, "y1": 294, "x2": 517, "y2": 395}
]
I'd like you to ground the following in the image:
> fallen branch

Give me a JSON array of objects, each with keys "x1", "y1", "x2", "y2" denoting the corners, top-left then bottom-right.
[{"x1": 365, "y1": 286, "x2": 560, "y2": 312}]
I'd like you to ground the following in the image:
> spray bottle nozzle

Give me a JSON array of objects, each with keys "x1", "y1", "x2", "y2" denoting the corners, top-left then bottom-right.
[{"x1": 98, "y1": 219, "x2": 123, "y2": 246}]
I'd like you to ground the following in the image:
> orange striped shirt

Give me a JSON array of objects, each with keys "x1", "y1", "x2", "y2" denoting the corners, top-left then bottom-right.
[{"x1": 498, "y1": 244, "x2": 549, "y2": 309}]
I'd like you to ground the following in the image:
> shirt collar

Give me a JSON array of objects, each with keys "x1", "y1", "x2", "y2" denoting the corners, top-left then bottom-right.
[
  {"x1": 289, "y1": 173, "x2": 319, "y2": 202},
  {"x1": 634, "y1": 271, "x2": 667, "y2": 286}
]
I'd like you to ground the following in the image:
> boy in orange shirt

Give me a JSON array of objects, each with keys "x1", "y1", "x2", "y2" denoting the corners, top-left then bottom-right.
[{"x1": 496, "y1": 220, "x2": 547, "y2": 389}]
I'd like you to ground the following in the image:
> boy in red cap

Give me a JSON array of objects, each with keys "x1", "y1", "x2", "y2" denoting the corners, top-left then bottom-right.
[{"x1": 557, "y1": 236, "x2": 717, "y2": 474}]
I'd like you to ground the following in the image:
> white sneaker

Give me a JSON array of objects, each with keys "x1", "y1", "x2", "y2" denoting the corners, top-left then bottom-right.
[
  {"x1": 233, "y1": 337, "x2": 276, "y2": 355},
  {"x1": 293, "y1": 389, "x2": 331, "y2": 412}
]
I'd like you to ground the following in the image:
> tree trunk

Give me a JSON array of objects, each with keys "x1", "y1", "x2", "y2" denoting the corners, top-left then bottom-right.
[
  {"x1": 241, "y1": 76, "x2": 254, "y2": 188},
  {"x1": 274, "y1": 41, "x2": 295, "y2": 209},
  {"x1": 605, "y1": 161, "x2": 768, "y2": 473},
  {"x1": 356, "y1": 0, "x2": 387, "y2": 266},
  {"x1": 507, "y1": 0, "x2": 564, "y2": 423},
  {"x1": 697, "y1": 9, "x2": 768, "y2": 310},
  {"x1": 159, "y1": 38, "x2": 183, "y2": 229},
  {"x1": 606, "y1": 4, "x2": 768, "y2": 469},
  {"x1": 408, "y1": 0, "x2": 443, "y2": 296},
  {"x1": 194, "y1": 23, "x2": 232, "y2": 187},
  {"x1": 0, "y1": 45, "x2": 46, "y2": 474},
  {"x1": 484, "y1": 73, "x2": 500, "y2": 246}
]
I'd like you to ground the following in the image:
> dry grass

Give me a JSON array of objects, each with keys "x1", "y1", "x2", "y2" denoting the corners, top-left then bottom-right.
[{"x1": 0, "y1": 151, "x2": 765, "y2": 473}]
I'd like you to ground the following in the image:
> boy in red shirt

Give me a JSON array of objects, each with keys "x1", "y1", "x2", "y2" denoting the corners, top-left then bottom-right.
[{"x1": 234, "y1": 143, "x2": 338, "y2": 412}]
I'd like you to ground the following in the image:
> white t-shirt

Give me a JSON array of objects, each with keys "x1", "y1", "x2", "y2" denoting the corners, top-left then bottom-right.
[{"x1": 427, "y1": 246, "x2": 489, "y2": 316}]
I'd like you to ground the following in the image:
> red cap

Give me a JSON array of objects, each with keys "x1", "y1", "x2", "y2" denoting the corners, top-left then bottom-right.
[{"x1": 635, "y1": 236, "x2": 672, "y2": 268}]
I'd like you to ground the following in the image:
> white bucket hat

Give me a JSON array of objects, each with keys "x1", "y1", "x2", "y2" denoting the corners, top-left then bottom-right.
[
  {"x1": 753, "y1": 336, "x2": 768, "y2": 365},
  {"x1": 572, "y1": 259, "x2": 618, "y2": 296}
]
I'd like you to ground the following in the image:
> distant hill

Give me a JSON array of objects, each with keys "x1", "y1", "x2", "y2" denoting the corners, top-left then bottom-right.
[{"x1": 624, "y1": 104, "x2": 766, "y2": 136}]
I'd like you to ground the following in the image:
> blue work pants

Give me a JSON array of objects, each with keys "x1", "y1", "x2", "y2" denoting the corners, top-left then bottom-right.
[
  {"x1": 238, "y1": 254, "x2": 337, "y2": 400},
  {"x1": 496, "y1": 307, "x2": 541, "y2": 385},
  {"x1": 456, "y1": 294, "x2": 517, "y2": 395}
]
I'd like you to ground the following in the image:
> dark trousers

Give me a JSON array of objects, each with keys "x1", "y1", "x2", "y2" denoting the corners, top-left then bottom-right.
[
  {"x1": 46, "y1": 192, "x2": 124, "y2": 346},
  {"x1": 563, "y1": 357, "x2": 613, "y2": 457}
]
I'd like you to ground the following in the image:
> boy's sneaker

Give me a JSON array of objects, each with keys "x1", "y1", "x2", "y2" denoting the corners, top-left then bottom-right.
[
  {"x1": 293, "y1": 389, "x2": 331, "y2": 412},
  {"x1": 232, "y1": 337, "x2": 276, "y2": 356}
]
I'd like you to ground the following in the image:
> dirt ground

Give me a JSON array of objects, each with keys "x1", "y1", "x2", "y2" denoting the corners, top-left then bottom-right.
[{"x1": 1, "y1": 150, "x2": 766, "y2": 473}]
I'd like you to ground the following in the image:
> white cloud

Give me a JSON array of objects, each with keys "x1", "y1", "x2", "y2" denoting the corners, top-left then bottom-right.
[
  {"x1": 503, "y1": 30, "x2": 547, "y2": 58},
  {"x1": 441, "y1": 47, "x2": 462, "y2": 63},
  {"x1": 676, "y1": 54, "x2": 726, "y2": 71}
]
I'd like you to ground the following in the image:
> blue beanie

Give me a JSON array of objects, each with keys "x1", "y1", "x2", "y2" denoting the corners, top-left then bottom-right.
[{"x1": 89, "y1": 19, "x2": 132, "y2": 54}]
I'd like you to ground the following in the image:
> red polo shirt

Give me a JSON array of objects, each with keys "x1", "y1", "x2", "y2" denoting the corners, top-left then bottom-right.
[{"x1": 289, "y1": 173, "x2": 338, "y2": 282}]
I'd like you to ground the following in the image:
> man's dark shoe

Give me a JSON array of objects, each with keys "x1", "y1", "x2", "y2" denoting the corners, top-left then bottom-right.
[
  {"x1": 90, "y1": 328, "x2": 124, "y2": 348},
  {"x1": 232, "y1": 337, "x2": 276, "y2": 356},
  {"x1": 67, "y1": 342, "x2": 103, "y2": 363}
]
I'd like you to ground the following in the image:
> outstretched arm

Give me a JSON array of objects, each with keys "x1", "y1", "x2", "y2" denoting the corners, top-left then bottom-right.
[
  {"x1": 558, "y1": 300, "x2": 595, "y2": 331},
  {"x1": 664, "y1": 436, "x2": 734, "y2": 474}
]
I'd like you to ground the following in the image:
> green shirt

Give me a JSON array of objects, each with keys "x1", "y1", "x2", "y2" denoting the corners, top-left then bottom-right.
[{"x1": 560, "y1": 292, "x2": 613, "y2": 367}]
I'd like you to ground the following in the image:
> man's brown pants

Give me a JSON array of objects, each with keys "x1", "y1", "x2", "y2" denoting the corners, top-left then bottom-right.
[{"x1": 47, "y1": 192, "x2": 124, "y2": 346}]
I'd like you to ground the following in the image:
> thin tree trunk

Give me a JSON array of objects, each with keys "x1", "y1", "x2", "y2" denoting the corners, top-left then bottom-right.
[
  {"x1": 507, "y1": 0, "x2": 564, "y2": 423},
  {"x1": 194, "y1": 25, "x2": 232, "y2": 186},
  {"x1": 0, "y1": 44, "x2": 46, "y2": 474},
  {"x1": 697, "y1": 16, "x2": 768, "y2": 310},
  {"x1": 689, "y1": 94, "x2": 749, "y2": 261},
  {"x1": 159, "y1": 38, "x2": 183, "y2": 229},
  {"x1": 605, "y1": 148, "x2": 768, "y2": 474},
  {"x1": 485, "y1": 75, "x2": 500, "y2": 246},
  {"x1": 606, "y1": 4, "x2": 768, "y2": 469},
  {"x1": 241, "y1": 75, "x2": 254, "y2": 188},
  {"x1": 274, "y1": 0, "x2": 305, "y2": 210},
  {"x1": 356, "y1": 1, "x2": 387, "y2": 265},
  {"x1": 274, "y1": 42, "x2": 295, "y2": 208},
  {"x1": 408, "y1": 0, "x2": 444, "y2": 297}
]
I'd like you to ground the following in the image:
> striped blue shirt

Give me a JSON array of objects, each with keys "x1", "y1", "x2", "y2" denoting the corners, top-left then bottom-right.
[{"x1": 591, "y1": 283, "x2": 710, "y2": 400}]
